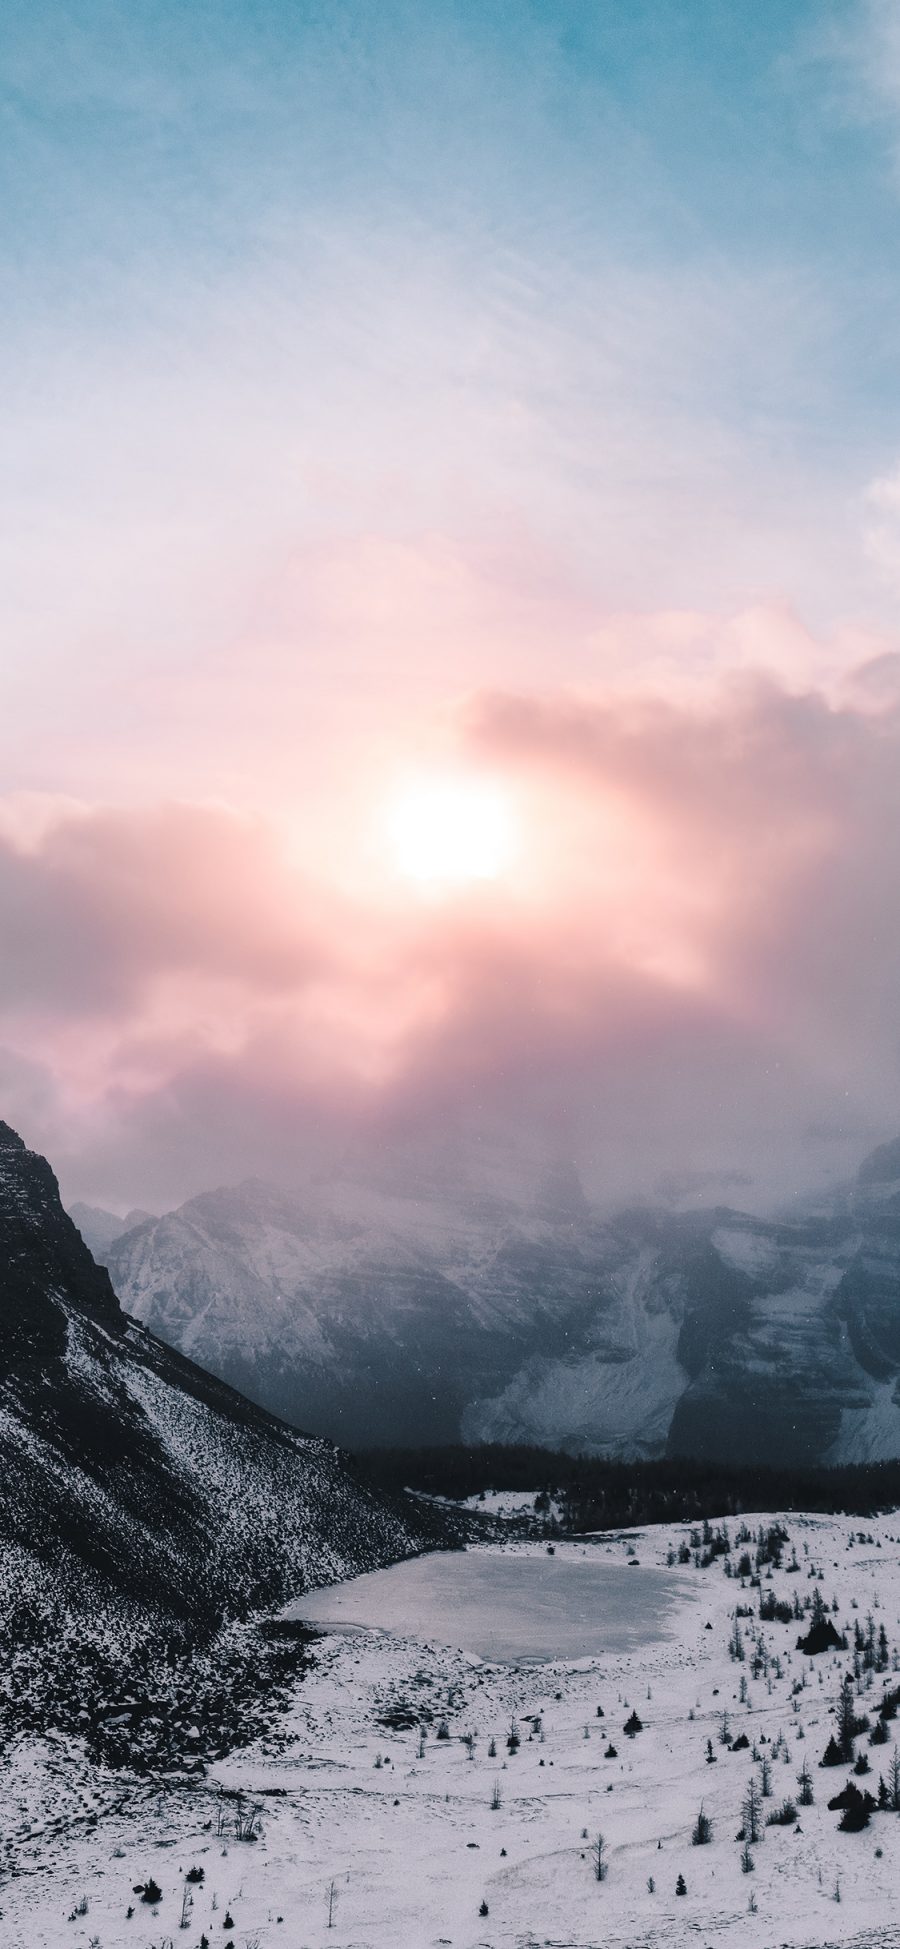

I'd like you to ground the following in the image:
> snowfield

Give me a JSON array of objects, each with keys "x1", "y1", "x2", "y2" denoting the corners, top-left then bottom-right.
[{"x1": 5, "y1": 1513, "x2": 900, "y2": 1949}]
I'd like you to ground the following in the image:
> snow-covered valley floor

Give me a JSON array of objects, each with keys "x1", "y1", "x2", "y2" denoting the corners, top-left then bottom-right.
[{"x1": 5, "y1": 1516, "x2": 900, "y2": 1949}]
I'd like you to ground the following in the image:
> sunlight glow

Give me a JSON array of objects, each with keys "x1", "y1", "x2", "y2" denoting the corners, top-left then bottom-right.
[{"x1": 386, "y1": 777, "x2": 516, "y2": 885}]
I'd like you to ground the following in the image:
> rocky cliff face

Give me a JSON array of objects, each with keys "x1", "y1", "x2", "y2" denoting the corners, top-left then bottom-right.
[
  {"x1": 0, "y1": 1121, "x2": 122, "y2": 1366},
  {"x1": 0, "y1": 1124, "x2": 449, "y2": 1646},
  {"x1": 99, "y1": 1138, "x2": 900, "y2": 1466}
]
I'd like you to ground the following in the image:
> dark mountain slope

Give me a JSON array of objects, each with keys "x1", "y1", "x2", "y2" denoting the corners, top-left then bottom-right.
[{"x1": 0, "y1": 1122, "x2": 452, "y2": 1642}]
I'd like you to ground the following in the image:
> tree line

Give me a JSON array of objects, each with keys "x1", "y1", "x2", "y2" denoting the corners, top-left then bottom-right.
[{"x1": 355, "y1": 1443, "x2": 900, "y2": 1531}]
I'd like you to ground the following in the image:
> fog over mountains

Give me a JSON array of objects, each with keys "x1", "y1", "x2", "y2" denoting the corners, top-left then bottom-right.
[{"x1": 71, "y1": 1131, "x2": 900, "y2": 1468}]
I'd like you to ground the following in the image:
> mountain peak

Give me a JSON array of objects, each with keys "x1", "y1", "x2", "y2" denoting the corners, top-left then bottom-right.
[
  {"x1": 858, "y1": 1134, "x2": 900, "y2": 1188},
  {"x1": 0, "y1": 1125, "x2": 449, "y2": 1682},
  {"x1": 0, "y1": 1122, "x2": 124, "y2": 1354}
]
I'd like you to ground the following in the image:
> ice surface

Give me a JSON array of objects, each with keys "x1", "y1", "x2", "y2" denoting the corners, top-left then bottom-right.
[{"x1": 284, "y1": 1544, "x2": 694, "y2": 1661}]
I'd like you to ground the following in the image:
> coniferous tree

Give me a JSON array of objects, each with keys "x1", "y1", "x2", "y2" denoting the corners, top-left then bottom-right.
[
  {"x1": 692, "y1": 1804, "x2": 712, "y2": 1845},
  {"x1": 836, "y1": 1782, "x2": 872, "y2": 1832},
  {"x1": 742, "y1": 1779, "x2": 762, "y2": 1845},
  {"x1": 838, "y1": 1674, "x2": 857, "y2": 1761}
]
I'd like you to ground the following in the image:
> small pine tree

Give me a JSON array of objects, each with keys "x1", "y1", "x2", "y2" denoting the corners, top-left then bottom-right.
[
  {"x1": 797, "y1": 1763, "x2": 814, "y2": 1806},
  {"x1": 766, "y1": 1799, "x2": 797, "y2": 1827},
  {"x1": 742, "y1": 1778, "x2": 762, "y2": 1845},
  {"x1": 595, "y1": 1833, "x2": 607, "y2": 1882},
  {"x1": 835, "y1": 1781, "x2": 872, "y2": 1831},
  {"x1": 675, "y1": 1873, "x2": 687, "y2": 1896},
  {"x1": 837, "y1": 1674, "x2": 857, "y2": 1761},
  {"x1": 692, "y1": 1804, "x2": 712, "y2": 1845}
]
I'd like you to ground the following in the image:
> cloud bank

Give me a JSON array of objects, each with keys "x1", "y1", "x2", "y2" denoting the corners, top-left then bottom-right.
[{"x1": 3, "y1": 661, "x2": 900, "y2": 1213}]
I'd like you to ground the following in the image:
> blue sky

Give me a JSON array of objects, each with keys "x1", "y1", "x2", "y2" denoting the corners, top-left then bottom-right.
[
  {"x1": 6, "y1": 2, "x2": 900, "y2": 1205},
  {"x1": 5, "y1": 0, "x2": 900, "y2": 712}
]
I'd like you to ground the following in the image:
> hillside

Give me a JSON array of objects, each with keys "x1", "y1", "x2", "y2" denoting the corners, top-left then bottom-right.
[{"x1": 0, "y1": 1121, "x2": 454, "y2": 1747}]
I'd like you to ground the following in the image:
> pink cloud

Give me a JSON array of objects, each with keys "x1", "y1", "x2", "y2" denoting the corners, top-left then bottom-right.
[{"x1": 3, "y1": 668, "x2": 900, "y2": 1211}]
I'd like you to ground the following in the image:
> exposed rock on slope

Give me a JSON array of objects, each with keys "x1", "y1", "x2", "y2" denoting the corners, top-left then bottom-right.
[
  {"x1": 0, "y1": 1122, "x2": 449, "y2": 1644},
  {"x1": 101, "y1": 1137, "x2": 900, "y2": 1466}
]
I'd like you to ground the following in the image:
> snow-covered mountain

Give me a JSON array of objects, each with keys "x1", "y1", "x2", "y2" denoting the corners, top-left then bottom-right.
[
  {"x1": 101, "y1": 1159, "x2": 606, "y2": 1447},
  {"x1": 0, "y1": 1120, "x2": 447, "y2": 1650},
  {"x1": 68, "y1": 1200, "x2": 154, "y2": 1260},
  {"x1": 97, "y1": 1135, "x2": 900, "y2": 1466}
]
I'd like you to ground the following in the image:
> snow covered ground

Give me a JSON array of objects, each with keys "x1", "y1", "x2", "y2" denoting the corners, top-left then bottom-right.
[{"x1": 5, "y1": 1515, "x2": 900, "y2": 1949}]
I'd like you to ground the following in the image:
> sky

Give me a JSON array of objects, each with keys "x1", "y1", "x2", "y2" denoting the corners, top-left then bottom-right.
[{"x1": 5, "y1": 0, "x2": 900, "y2": 1211}]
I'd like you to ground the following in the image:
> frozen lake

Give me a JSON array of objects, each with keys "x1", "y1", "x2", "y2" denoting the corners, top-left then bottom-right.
[{"x1": 283, "y1": 1545, "x2": 695, "y2": 1662}]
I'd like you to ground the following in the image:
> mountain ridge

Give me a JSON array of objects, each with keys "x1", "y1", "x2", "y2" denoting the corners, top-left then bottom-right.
[
  {"x1": 0, "y1": 1122, "x2": 453, "y2": 1653},
  {"x1": 96, "y1": 1135, "x2": 900, "y2": 1467}
]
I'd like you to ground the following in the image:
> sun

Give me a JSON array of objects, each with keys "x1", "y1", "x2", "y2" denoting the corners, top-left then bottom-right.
[{"x1": 386, "y1": 776, "x2": 515, "y2": 886}]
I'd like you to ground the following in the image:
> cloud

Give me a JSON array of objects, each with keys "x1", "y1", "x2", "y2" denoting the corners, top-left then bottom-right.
[
  {"x1": 4, "y1": 664, "x2": 900, "y2": 1213},
  {"x1": 863, "y1": 463, "x2": 900, "y2": 592},
  {"x1": 475, "y1": 672, "x2": 900, "y2": 978},
  {"x1": 0, "y1": 801, "x2": 331, "y2": 1015}
]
